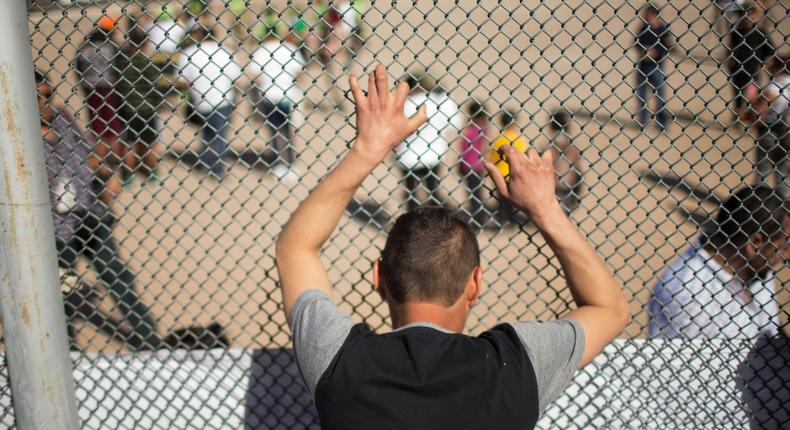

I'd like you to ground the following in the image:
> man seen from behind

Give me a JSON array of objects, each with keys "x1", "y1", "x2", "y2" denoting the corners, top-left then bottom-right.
[{"x1": 275, "y1": 65, "x2": 629, "y2": 429}]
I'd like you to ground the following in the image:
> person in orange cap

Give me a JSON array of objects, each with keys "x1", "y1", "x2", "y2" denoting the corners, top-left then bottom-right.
[
  {"x1": 97, "y1": 14, "x2": 116, "y2": 31},
  {"x1": 75, "y1": 14, "x2": 123, "y2": 205}
]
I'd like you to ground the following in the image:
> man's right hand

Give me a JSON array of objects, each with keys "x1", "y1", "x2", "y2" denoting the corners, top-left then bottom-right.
[
  {"x1": 348, "y1": 64, "x2": 427, "y2": 166},
  {"x1": 484, "y1": 145, "x2": 562, "y2": 223},
  {"x1": 486, "y1": 146, "x2": 628, "y2": 369}
]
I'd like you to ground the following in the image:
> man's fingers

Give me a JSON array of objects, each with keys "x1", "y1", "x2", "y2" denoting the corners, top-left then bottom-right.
[
  {"x1": 407, "y1": 104, "x2": 428, "y2": 131},
  {"x1": 349, "y1": 74, "x2": 365, "y2": 105},
  {"x1": 375, "y1": 64, "x2": 388, "y2": 101},
  {"x1": 394, "y1": 80, "x2": 410, "y2": 105},
  {"x1": 541, "y1": 148, "x2": 554, "y2": 167},
  {"x1": 484, "y1": 161, "x2": 509, "y2": 199},
  {"x1": 367, "y1": 69, "x2": 378, "y2": 103},
  {"x1": 526, "y1": 147, "x2": 540, "y2": 163}
]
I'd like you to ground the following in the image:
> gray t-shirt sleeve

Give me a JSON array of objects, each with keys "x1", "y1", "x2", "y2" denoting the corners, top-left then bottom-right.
[
  {"x1": 510, "y1": 319, "x2": 586, "y2": 411},
  {"x1": 288, "y1": 289, "x2": 354, "y2": 399}
]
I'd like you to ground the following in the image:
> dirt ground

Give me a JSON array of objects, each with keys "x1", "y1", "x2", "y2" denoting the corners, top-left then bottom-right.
[{"x1": 16, "y1": 0, "x2": 790, "y2": 350}]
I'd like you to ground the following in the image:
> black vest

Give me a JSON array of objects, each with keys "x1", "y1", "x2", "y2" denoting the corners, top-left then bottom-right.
[{"x1": 315, "y1": 323, "x2": 539, "y2": 430}]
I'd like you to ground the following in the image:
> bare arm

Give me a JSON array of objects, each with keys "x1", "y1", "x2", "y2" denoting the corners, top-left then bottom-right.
[
  {"x1": 485, "y1": 146, "x2": 628, "y2": 368},
  {"x1": 276, "y1": 65, "x2": 427, "y2": 321}
]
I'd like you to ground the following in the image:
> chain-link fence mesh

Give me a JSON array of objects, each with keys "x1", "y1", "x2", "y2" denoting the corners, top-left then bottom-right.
[{"x1": 0, "y1": 0, "x2": 788, "y2": 428}]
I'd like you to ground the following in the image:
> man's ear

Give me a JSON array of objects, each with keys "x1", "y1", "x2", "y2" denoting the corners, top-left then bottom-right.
[
  {"x1": 373, "y1": 259, "x2": 386, "y2": 301},
  {"x1": 466, "y1": 266, "x2": 482, "y2": 308}
]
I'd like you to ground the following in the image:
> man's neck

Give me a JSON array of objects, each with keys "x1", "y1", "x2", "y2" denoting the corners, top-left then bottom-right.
[{"x1": 390, "y1": 302, "x2": 465, "y2": 333}]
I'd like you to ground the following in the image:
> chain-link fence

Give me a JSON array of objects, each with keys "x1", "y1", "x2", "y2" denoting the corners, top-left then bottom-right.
[{"x1": 1, "y1": 0, "x2": 788, "y2": 428}]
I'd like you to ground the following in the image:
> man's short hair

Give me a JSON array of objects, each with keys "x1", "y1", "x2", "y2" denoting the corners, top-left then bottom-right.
[
  {"x1": 709, "y1": 186, "x2": 788, "y2": 248},
  {"x1": 380, "y1": 207, "x2": 480, "y2": 307}
]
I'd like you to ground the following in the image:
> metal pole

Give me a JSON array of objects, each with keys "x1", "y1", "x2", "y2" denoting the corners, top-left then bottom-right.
[{"x1": 0, "y1": 1, "x2": 80, "y2": 429}]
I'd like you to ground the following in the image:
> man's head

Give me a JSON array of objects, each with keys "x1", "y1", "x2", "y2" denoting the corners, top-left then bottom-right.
[
  {"x1": 500, "y1": 109, "x2": 518, "y2": 129},
  {"x1": 467, "y1": 99, "x2": 487, "y2": 124},
  {"x1": 125, "y1": 17, "x2": 149, "y2": 50},
  {"x1": 708, "y1": 186, "x2": 789, "y2": 277},
  {"x1": 549, "y1": 108, "x2": 570, "y2": 133},
  {"x1": 642, "y1": 3, "x2": 659, "y2": 24},
  {"x1": 34, "y1": 70, "x2": 55, "y2": 123},
  {"x1": 746, "y1": 4, "x2": 764, "y2": 24},
  {"x1": 375, "y1": 207, "x2": 481, "y2": 315}
]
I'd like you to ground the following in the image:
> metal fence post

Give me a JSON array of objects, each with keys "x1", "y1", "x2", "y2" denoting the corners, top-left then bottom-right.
[{"x1": 0, "y1": 0, "x2": 80, "y2": 428}]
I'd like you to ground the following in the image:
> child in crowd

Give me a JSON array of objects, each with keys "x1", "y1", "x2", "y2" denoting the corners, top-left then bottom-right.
[
  {"x1": 546, "y1": 109, "x2": 583, "y2": 213},
  {"x1": 487, "y1": 110, "x2": 528, "y2": 178},
  {"x1": 397, "y1": 72, "x2": 461, "y2": 211},
  {"x1": 487, "y1": 110, "x2": 529, "y2": 224},
  {"x1": 458, "y1": 100, "x2": 491, "y2": 224}
]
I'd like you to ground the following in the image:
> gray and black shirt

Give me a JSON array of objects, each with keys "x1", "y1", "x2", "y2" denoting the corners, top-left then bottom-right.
[{"x1": 289, "y1": 289, "x2": 585, "y2": 430}]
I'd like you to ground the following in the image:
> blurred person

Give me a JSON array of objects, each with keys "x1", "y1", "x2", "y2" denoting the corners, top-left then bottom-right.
[
  {"x1": 335, "y1": 0, "x2": 369, "y2": 58},
  {"x1": 648, "y1": 186, "x2": 788, "y2": 339},
  {"x1": 396, "y1": 73, "x2": 462, "y2": 211},
  {"x1": 176, "y1": 26, "x2": 242, "y2": 179},
  {"x1": 116, "y1": 20, "x2": 169, "y2": 183},
  {"x1": 727, "y1": 5, "x2": 775, "y2": 119},
  {"x1": 275, "y1": 65, "x2": 629, "y2": 429},
  {"x1": 753, "y1": 55, "x2": 789, "y2": 197},
  {"x1": 633, "y1": 3, "x2": 673, "y2": 131},
  {"x1": 458, "y1": 99, "x2": 491, "y2": 224},
  {"x1": 314, "y1": 0, "x2": 369, "y2": 110},
  {"x1": 75, "y1": 16, "x2": 124, "y2": 203},
  {"x1": 709, "y1": 0, "x2": 749, "y2": 41},
  {"x1": 36, "y1": 70, "x2": 160, "y2": 350},
  {"x1": 546, "y1": 109, "x2": 583, "y2": 213},
  {"x1": 487, "y1": 110, "x2": 529, "y2": 179},
  {"x1": 247, "y1": 27, "x2": 306, "y2": 183},
  {"x1": 737, "y1": 331, "x2": 790, "y2": 430},
  {"x1": 487, "y1": 109, "x2": 529, "y2": 223},
  {"x1": 141, "y1": 3, "x2": 196, "y2": 74}
]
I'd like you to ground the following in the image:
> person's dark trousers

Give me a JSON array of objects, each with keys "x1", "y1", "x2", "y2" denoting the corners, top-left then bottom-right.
[
  {"x1": 401, "y1": 166, "x2": 440, "y2": 212},
  {"x1": 57, "y1": 211, "x2": 159, "y2": 350},
  {"x1": 199, "y1": 104, "x2": 234, "y2": 177},
  {"x1": 756, "y1": 120, "x2": 789, "y2": 196},
  {"x1": 463, "y1": 170, "x2": 486, "y2": 220},
  {"x1": 261, "y1": 99, "x2": 295, "y2": 167},
  {"x1": 635, "y1": 62, "x2": 668, "y2": 129}
]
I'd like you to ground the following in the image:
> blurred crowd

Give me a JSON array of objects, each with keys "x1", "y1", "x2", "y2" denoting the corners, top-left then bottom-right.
[
  {"x1": 38, "y1": 0, "x2": 786, "y2": 357},
  {"x1": 31, "y1": 1, "x2": 788, "y2": 425}
]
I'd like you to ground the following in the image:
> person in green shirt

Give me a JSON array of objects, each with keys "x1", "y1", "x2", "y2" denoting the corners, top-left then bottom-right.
[{"x1": 115, "y1": 20, "x2": 170, "y2": 183}]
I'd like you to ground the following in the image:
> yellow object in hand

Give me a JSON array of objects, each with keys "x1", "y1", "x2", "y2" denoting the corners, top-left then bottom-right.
[{"x1": 487, "y1": 128, "x2": 529, "y2": 179}]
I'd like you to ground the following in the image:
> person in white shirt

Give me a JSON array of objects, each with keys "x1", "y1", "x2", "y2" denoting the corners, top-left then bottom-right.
[
  {"x1": 396, "y1": 74, "x2": 462, "y2": 211},
  {"x1": 142, "y1": 4, "x2": 195, "y2": 56},
  {"x1": 247, "y1": 30, "x2": 305, "y2": 182},
  {"x1": 176, "y1": 27, "x2": 241, "y2": 179},
  {"x1": 648, "y1": 186, "x2": 788, "y2": 339},
  {"x1": 755, "y1": 55, "x2": 790, "y2": 198}
]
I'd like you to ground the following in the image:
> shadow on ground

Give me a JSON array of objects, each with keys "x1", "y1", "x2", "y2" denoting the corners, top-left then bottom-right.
[{"x1": 640, "y1": 169, "x2": 724, "y2": 231}]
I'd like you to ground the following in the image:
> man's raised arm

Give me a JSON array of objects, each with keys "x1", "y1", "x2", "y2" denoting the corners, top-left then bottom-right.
[
  {"x1": 485, "y1": 146, "x2": 629, "y2": 368},
  {"x1": 275, "y1": 65, "x2": 427, "y2": 321}
]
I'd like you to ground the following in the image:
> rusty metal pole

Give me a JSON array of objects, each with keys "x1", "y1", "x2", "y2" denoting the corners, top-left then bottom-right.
[{"x1": 0, "y1": 1, "x2": 80, "y2": 429}]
